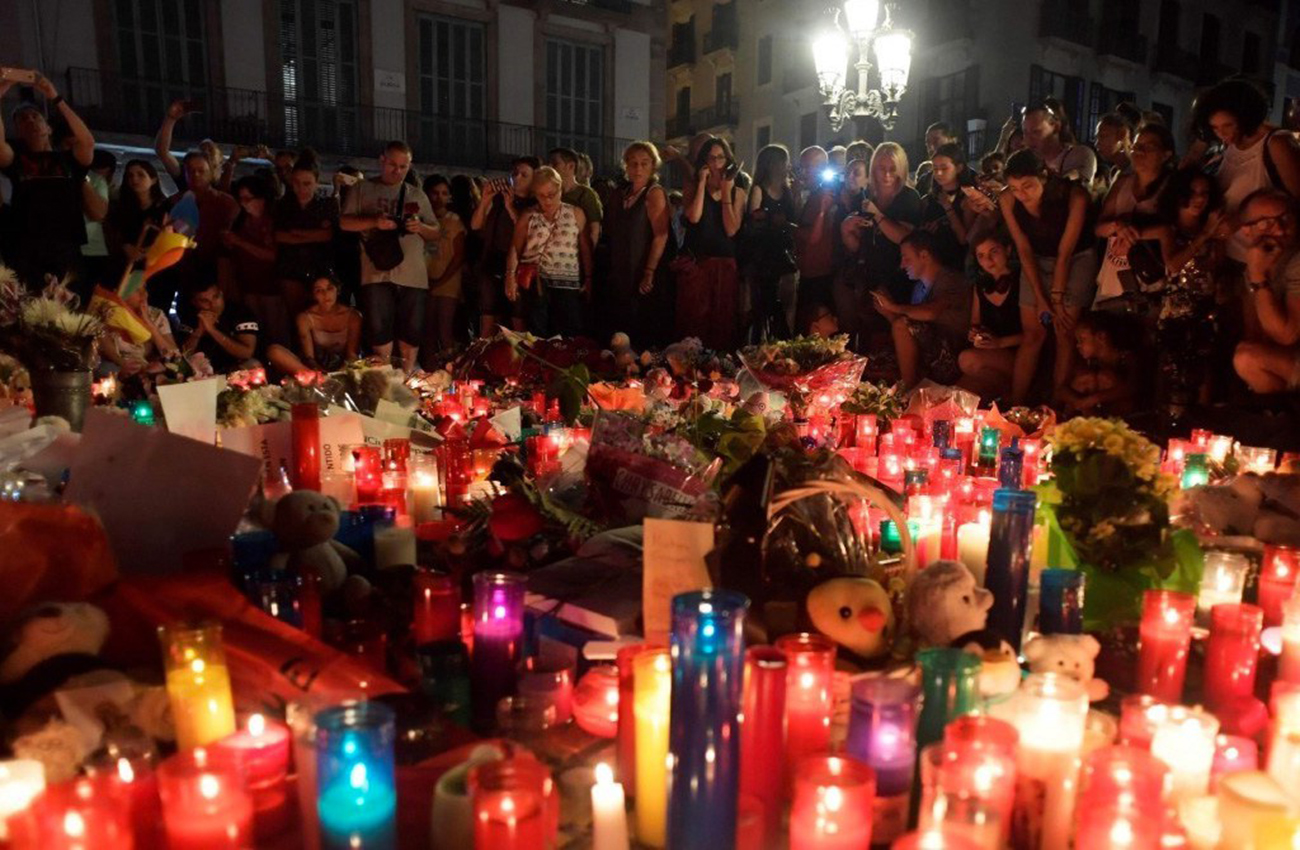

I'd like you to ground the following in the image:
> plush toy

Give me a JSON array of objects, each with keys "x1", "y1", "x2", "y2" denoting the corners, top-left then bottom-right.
[
  {"x1": 1022, "y1": 633, "x2": 1110, "y2": 702},
  {"x1": 0, "y1": 603, "x2": 172, "y2": 781},
  {"x1": 806, "y1": 577, "x2": 895, "y2": 660},
  {"x1": 906, "y1": 561, "x2": 993, "y2": 648},
  {"x1": 953, "y1": 629, "x2": 1021, "y2": 698},
  {"x1": 265, "y1": 490, "x2": 364, "y2": 596}
]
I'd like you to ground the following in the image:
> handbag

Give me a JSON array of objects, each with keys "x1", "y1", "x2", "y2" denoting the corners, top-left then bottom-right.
[
  {"x1": 363, "y1": 182, "x2": 407, "y2": 272},
  {"x1": 1126, "y1": 239, "x2": 1166, "y2": 290},
  {"x1": 515, "y1": 262, "x2": 539, "y2": 291}
]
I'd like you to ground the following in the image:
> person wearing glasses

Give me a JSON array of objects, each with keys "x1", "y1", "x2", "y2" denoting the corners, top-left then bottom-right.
[
  {"x1": 1093, "y1": 123, "x2": 1177, "y2": 308},
  {"x1": 1232, "y1": 189, "x2": 1300, "y2": 394},
  {"x1": 1021, "y1": 98, "x2": 1097, "y2": 185}
]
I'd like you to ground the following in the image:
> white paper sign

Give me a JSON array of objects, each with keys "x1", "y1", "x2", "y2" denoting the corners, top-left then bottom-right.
[
  {"x1": 221, "y1": 413, "x2": 367, "y2": 487},
  {"x1": 489, "y1": 406, "x2": 522, "y2": 442},
  {"x1": 642, "y1": 517, "x2": 715, "y2": 644},
  {"x1": 157, "y1": 377, "x2": 224, "y2": 444}
]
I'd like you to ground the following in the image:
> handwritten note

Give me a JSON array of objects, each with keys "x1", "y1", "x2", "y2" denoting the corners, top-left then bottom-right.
[{"x1": 642, "y1": 517, "x2": 715, "y2": 644}]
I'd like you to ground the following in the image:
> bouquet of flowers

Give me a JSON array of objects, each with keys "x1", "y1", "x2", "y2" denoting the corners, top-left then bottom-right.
[
  {"x1": 0, "y1": 267, "x2": 103, "y2": 371},
  {"x1": 738, "y1": 335, "x2": 864, "y2": 393},
  {"x1": 1039, "y1": 417, "x2": 1201, "y2": 629},
  {"x1": 842, "y1": 380, "x2": 907, "y2": 421}
]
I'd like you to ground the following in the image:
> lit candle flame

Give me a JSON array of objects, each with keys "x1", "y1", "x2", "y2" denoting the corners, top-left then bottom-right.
[
  {"x1": 199, "y1": 774, "x2": 220, "y2": 799},
  {"x1": 117, "y1": 758, "x2": 134, "y2": 784},
  {"x1": 595, "y1": 762, "x2": 614, "y2": 786},
  {"x1": 248, "y1": 713, "x2": 265, "y2": 737},
  {"x1": 63, "y1": 811, "x2": 86, "y2": 838}
]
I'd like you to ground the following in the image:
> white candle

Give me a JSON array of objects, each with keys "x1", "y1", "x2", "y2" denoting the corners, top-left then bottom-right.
[
  {"x1": 410, "y1": 469, "x2": 442, "y2": 524},
  {"x1": 1207, "y1": 435, "x2": 1233, "y2": 465},
  {"x1": 374, "y1": 520, "x2": 416, "y2": 569},
  {"x1": 1281, "y1": 595, "x2": 1300, "y2": 683},
  {"x1": 1196, "y1": 552, "x2": 1248, "y2": 626},
  {"x1": 1177, "y1": 795, "x2": 1221, "y2": 850},
  {"x1": 1151, "y1": 706, "x2": 1220, "y2": 802},
  {"x1": 1011, "y1": 673, "x2": 1088, "y2": 850},
  {"x1": 591, "y1": 762, "x2": 629, "y2": 850},
  {"x1": 957, "y1": 512, "x2": 991, "y2": 585},
  {"x1": 0, "y1": 759, "x2": 45, "y2": 840}
]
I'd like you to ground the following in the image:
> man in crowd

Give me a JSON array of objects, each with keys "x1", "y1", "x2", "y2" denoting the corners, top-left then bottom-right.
[
  {"x1": 548, "y1": 147, "x2": 603, "y2": 247},
  {"x1": 916, "y1": 122, "x2": 960, "y2": 195},
  {"x1": 158, "y1": 151, "x2": 239, "y2": 316},
  {"x1": 182, "y1": 281, "x2": 260, "y2": 373},
  {"x1": 340, "y1": 140, "x2": 439, "y2": 371},
  {"x1": 1233, "y1": 189, "x2": 1300, "y2": 394},
  {"x1": 0, "y1": 72, "x2": 96, "y2": 288}
]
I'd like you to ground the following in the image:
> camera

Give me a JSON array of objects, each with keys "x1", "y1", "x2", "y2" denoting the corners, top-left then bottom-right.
[{"x1": 819, "y1": 167, "x2": 844, "y2": 187}]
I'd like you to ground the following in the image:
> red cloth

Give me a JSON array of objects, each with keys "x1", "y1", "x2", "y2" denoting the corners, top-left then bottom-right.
[
  {"x1": 674, "y1": 256, "x2": 739, "y2": 352},
  {"x1": 0, "y1": 502, "x2": 118, "y2": 624}
]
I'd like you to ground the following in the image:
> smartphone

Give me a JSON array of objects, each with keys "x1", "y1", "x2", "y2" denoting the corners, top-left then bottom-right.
[
  {"x1": 723, "y1": 161, "x2": 740, "y2": 180},
  {"x1": 1010, "y1": 101, "x2": 1024, "y2": 120},
  {"x1": 0, "y1": 67, "x2": 37, "y2": 84}
]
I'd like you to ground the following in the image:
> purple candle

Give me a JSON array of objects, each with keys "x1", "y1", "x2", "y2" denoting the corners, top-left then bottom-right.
[
  {"x1": 845, "y1": 677, "x2": 919, "y2": 847},
  {"x1": 471, "y1": 571, "x2": 527, "y2": 731}
]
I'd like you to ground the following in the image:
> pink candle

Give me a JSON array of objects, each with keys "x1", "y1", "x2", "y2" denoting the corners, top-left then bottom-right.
[
  {"x1": 1136, "y1": 590, "x2": 1195, "y2": 703},
  {"x1": 777, "y1": 634, "x2": 836, "y2": 778},
  {"x1": 789, "y1": 756, "x2": 875, "y2": 850},
  {"x1": 157, "y1": 749, "x2": 254, "y2": 850},
  {"x1": 1118, "y1": 695, "x2": 1170, "y2": 750},
  {"x1": 214, "y1": 714, "x2": 290, "y2": 790},
  {"x1": 740, "y1": 646, "x2": 787, "y2": 840},
  {"x1": 1203, "y1": 603, "x2": 1263, "y2": 712},
  {"x1": 8, "y1": 777, "x2": 133, "y2": 850},
  {"x1": 85, "y1": 754, "x2": 163, "y2": 849},
  {"x1": 1212, "y1": 734, "x2": 1259, "y2": 786},
  {"x1": 1259, "y1": 545, "x2": 1299, "y2": 627}
]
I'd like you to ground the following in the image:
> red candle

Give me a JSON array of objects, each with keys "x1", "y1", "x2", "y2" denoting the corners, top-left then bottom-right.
[
  {"x1": 789, "y1": 755, "x2": 875, "y2": 850},
  {"x1": 1211, "y1": 734, "x2": 1258, "y2": 786},
  {"x1": 157, "y1": 748, "x2": 254, "y2": 850},
  {"x1": 1203, "y1": 603, "x2": 1263, "y2": 712},
  {"x1": 290, "y1": 402, "x2": 321, "y2": 492},
  {"x1": 412, "y1": 568, "x2": 460, "y2": 645},
  {"x1": 891, "y1": 830, "x2": 983, "y2": 849},
  {"x1": 8, "y1": 776, "x2": 133, "y2": 850},
  {"x1": 736, "y1": 792, "x2": 766, "y2": 850},
  {"x1": 1136, "y1": 590, "x2": 1195, "y2": 703},
  {"x1": 572, "y1": 665, "x2": 620, "y2": 738},
  {"x1": 469, "y1": 757, "x2": 557, "y2": 850},
  {"x1": 931, "y1": 740, "x2": 1016, "y2": 846},
  {"x1": 1074, "y1": 746, "x2": 1169, "y2": 850},
  {"x1": 777, "y1": 634, "x2": 836, "y2": 778},
  {"x1": 85, "y1": 754, "x2": 163, "y2": 849},
  {"x1": 616, "y1": 643, "x2": 652, "y2": 797},
  {"x1": 351, "y1": 446, "x2": 383, "y2": 505},
  {"x1": 214, "y1": 714, "x2": 290, "y2": 789},
  {"x1": 1118, "y1": 695, "x2": 1169, "y2": 750},
  {"x1": 1073, "y1": 804, "x2": 1164, "y2": 850},
  {"x1": 740, "y1": 646, "x2": 787, "y2": 840},
  {"x1": 1259, "y1": 544, "x2": 1299, "y2": 627}
]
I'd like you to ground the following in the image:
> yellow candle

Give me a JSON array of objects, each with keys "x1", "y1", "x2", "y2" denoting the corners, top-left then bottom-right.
[
  {"x1": 1217, "y1": 771, "x2": 1295, "y2": 849},
  {"x1": 159, "y1": 623, "x2": 237, "y2": 750},
  {"x1": 633, "y1": 648, "x2": 671, "y2": 849},
  {"x1": 1255, "y1": 813, "x2": 1300, "y2": 849}
]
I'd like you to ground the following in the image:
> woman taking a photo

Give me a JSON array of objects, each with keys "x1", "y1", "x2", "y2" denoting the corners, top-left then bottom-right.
[
  {"x1": 1000, "y1": 148, "x2": 1096, "y2": 402},
  {"x1": 604, "y1": 141, "x2": 671, "y2": 346},
  {"x1": 746, "y1": 143, "x2": 798, "y2": 342},
  {"x1": 1093, "y1": 123, "x2": 1176, "y2": 307},
  {"x1": 421, "y1": 174, "x2": 466, "y2": 359},
  {"x1": 919, "y1": 142, "x2": 978, "y2": 270},
  {"x1": 505, "y1": 167, "x2": 592, "y2": 337},
  {"x1": 675, "y1": 136, "x2": 745, "y2": 351},
  {"x1": 472, "y1": 156, "x2": 538, "y2": 335},
  {"x1": 266, "y1": 274, "x2": 361, "y2": 376}
]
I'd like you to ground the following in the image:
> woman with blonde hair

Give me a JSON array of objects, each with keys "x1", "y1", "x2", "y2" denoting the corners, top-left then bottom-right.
[
  {"x1": 835, "y1": 141, "x2": 924, "y2": 343},
  {"x1": 601, "y1": 141, "x2": 672, "y2": 345},
  {"x1": 505, "y1": 166, "x2": 593, "y2": 336}
]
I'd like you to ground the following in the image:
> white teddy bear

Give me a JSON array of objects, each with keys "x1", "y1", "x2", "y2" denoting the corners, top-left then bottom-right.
[{"x1": 1022, "y1": 633, "x2": 1110, "y2": 702}]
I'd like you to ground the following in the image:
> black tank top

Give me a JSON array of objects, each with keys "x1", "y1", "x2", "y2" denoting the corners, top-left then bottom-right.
[
  {"x1": 976, "y1": 275, "x2": 1023, "y2": 337},
  {"x1": 685, "y1": 186, "x2": 738, "y2": 258},
  {"x1": 1013, "y1": 177, "x2": 1090, "y2": 257}
]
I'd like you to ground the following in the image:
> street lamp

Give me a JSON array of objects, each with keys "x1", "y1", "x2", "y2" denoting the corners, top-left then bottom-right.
[{"x1": 813, "y1": 1, "x2": 912, "y2": 132}]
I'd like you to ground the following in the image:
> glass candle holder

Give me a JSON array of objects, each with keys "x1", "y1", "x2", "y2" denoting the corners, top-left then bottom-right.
[
  {"x1": 158, "y1": 622, "x2": 236, "y2": 750},
  {"x1": 158, "y1": 748, "x2": 254, "y2": 850},
  {"x1": 1136, "y1": 590, "x2": 1196, "y2": 703},
  {"x1": 7, "y1": 775, "x2": 133, "y2": 850},
  {"x1": 518, "y1": 659, "x2": 575, "y2": 725},
  {"x1": 412, "y1": 568, "x2": 460, "y2": 646},
  {"x1": 1259, "y1": 544, "x2": 1299, "y2": 628},
  {"x1": 1281, "y1": 595, "x2": 1300, "y2": 684},
  {"x1": 789, "y1": 755, "x2": 876, "y2": 850},
  {"x1": 930, "y1": 740, "x2": 1017, "y2": 850},
  {"x1": 286, "y1": 700, "x2": 323, "y2": 850},
  {"x1": 1037, "y1": 569, "x2": 1084, "y2": 635},
  {"x1": 1204, "y1": 603, "x2": 1263, "y2": 713},
  {"x1": 917, "y1": 649, "x2": 981, "y2": 749},
  {"x1": 633, "y1": 648, "x2": 672, "y2": 848},
  {"x1": 1010, "y1": 673, "x2": 1089, "y2": 850},
  {"x1": 1117, "y1": 694, "x2": 1170, "y2": 750},
  {"x1": 470, "y1": 571, "x2": 527, "y2": 730},
  {"x1": 572, "y1": 664, "x2": 620, "y2": 739},
  {"x1": 740, "y1": 646, "x2": 787, "y2": 841},
  {"x1": 1150, "y1": 705, "x2": 1220, "y2": 802},
  {"x1": 1211, "y1": 734, "x2": 1259, "y2": 787},
  {"x1": 845, "y1": 677, "x2": 918, "y2": 847},
  {"x1": 1197, "y1": 551, "x2": 1250, "y2": 627},
  {"x1": 495, "y1": 695, "x2": 558, "y2": 753},
  {"x1": 291, "y1": 402, "x2": 322, "y2": 492},
  {"x1": 0, "y1": 760, "x2": 45, "y2": 841},
  {"x1": 469, "y1": 757, "x2": 555, "y2": 850},
  {"x1": 616, "y1": 643, "x2": 653, "y2": 798},
  {"x1": 351, "y1": 445, "x2": 383, "y2": 505},
  {"x1": 984, "y1": 489, "x2": 1037, "y2": 651},
  {"x1": 1077, "y1": 746, "x2": 1169, "y2": 827},
  {"x1": 84, "y1": 745, "x2": 163, "y2": 849},
  {"x1": 1181, "y1": 452, "x2": 1210, "y2": 489},
  {"x1": 955, "y1": 512, "x2": 991, "y2": 586},
  {"x1": 314, "y1": 701, "x2": 397, "y2": 850},
  {"x1": 416, "y1": 639, "x2": 471, "y2": 726},
  {"x1": 666, "y1": 589, "x2": 749, "y2": 850},
  {"x1": 776, "y1": 633, "x2": 836, "y2": 775}
]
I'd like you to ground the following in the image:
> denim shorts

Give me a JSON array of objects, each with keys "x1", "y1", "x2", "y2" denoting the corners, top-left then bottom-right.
[
  {"x1": 360, "y1": 282, "x2": 427, "y2": 347},
  {"x1": 1019, "y1": 248, "x2": 1099, "y2": 310}
]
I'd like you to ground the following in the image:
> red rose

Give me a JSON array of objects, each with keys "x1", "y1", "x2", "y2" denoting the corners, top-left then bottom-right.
[{"x1": 489, "y1": 492, "x2": 545, "y2": 541}]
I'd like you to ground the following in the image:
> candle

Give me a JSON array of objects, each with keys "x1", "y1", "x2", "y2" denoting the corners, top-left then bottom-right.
[
  {"x1": 736, "y1": 793, "x2": 765, "y2": 850},
  {"x1": 1118, "y1": 695, "x2": 1170, "y2": 750},
  {"x1": 1212, "y1": 734, "x2": 1259, "y2": 786},
  {"x1": 891, "y1": 830, "x2": 983, "y2": 849},
  {"x1": 740, "y1": 646, "x2": 786, "y2": 841},
  {"x1": 0, "y1": 760, "x2": 45, "y2": 841},
  {"x1": 667, "y1": 590, "x2": 748, "y2": 850},
  {"x1": 1236, "y1": 445, "x2": 1278, "y2": 474},
  {"x1": 85, "y1": 752, "x2": 162, "y2": 849},
  {"x1": 933, "y1": 716, "x2": 1019, "y2": 848},
  {"x1": 855, "y1": 414, "x2": 879, "y2": 453},
  {"x1": 1010, "y1": 673, "x2": 1088, "y2": 850},
  {"x1": 215, "y1": 713, "x2": 291, "y2": 838},
  {"x1": 777, "y1": 633, "x2": 836, "y2": 776},
  {"x1": 1181, "y1": 453, "x2": 1210, "y2": 489},
  {"x1": 617, "y1": 643, "x2": 652, "y2": 797},
  {"x1": 410, "y1": 469, "x2": 443, "y2": 524},
  {"x1": 158, "y1": 622, "x2": 237, "y2": 750},
  {"x1": 1257, "y1": 814, "x2": 1300, "y2": 848},
  {"x1": 8, "y1": 776, "x2": 133, "y2": 850},
  {"x1": 1259, "y1": 545, "x2": 1299, "y2": 627},
  {"x1": 351, "y1": 445, "x2": 383, "y2": 505},
  {"x1": 955, "y1": 513, "x2": 991, "y2": 585},
  {"x1": 1207, "y1": 435, "x2": 1233, "y2": 464},
  {"x1": 1204, "y1": 603, "x2": 1263, "y2": 714},
  {"x1": 788, "y1": 755, "x2": 875, "y2": 850},
  {"x1": 470, "y1": 571, "x2": 527, "y2": 730},
  {"x1": 572, "y1": 665, "x2": 620, "y2": 738},
  {"x1": 917, "y1": 649, "x2": 981, "y2": 749},
  {"x1": 469, "y1": 757, "x2": 553, "y2": 849},
  {"x1": 1267, "y1": 729, "x2": 1300, "y2": 794},
  {"x1": 1136, "y1": 590, "x2": 1196, "y2": 703},
  {"x1": 518, "y1": 660, "x2": 576, "y2": 724},
  {"x1": 286, "y1": 701, "x2": 322, "y2": 850},
  {"x1": 845, "y1": 677, "x2": 917, "y2": 846},
  {"x1": 591, "y1": 763, "x2": 629, "y2": 850},
  {"x1": 372, "y1": 518, "x2": 416, "y2": 569},
  {"x1": 315, "y1": 702, "x2": 397, "y2": 850},
  {"x1": 1217, "y1": 771, "x2": 1295, "y2": 849},
  {"x1": 1072, "y1": 746, "x2": 1168, "y2": 850},
  {"x1": 1038, "y1": 569, "x2": 1084, "y2": 635},
  {"x1": 292, "y1": 402, "x2": 322, "y2": 491},
  {"x1": 1197, "y1": 551, "x2": 1249, "y2": 626},
  {"x1": 412, "y1": 568, "x2": 460, "y2": 646},
  {"x1": 1150, "y1": 705, "x2": 1220, "y2": 801},
  {"x1": 1282, "y1": 595, "x2": 1300, "y2": 683},
  {"x1": 633, "y1": 648, "x2": 671, "y2": 848},
  {"x1": 158, "y1": 748, "x2": 255, "y2": 849},
  {"x1": 984, "y1": 489, "x2": 1037, "y2": 651}
]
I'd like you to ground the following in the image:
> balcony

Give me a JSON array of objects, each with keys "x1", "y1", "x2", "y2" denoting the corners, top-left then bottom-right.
[
  {"x1": 704, "y1": 25, "x2": 739, "y2": 55},
  {"x1": 692, "y1": 98, "x2": 741, "y2": 130},
  {"x1": 557, "y1": 0, "x2": 636, "y2": 13},
  {"x1": 1039, "y1": 0, "x2": 1094, "y2": 47},
  {"x1": 1097, "y1": 30, "x2": 1148, "y2": 65},
  {"x1": 669, "y1": 38, "x2": 696, "y2": 68},
  {"x1": 1152, "y1": 43, "x2": 1199, "y2": 80},
  {"x1": 1195, "y1": 60, "x2": 1236, "y2": 87},
  {"x1": 668, "y1": 112, "x2": 692, "y2": 139},
  {"x1": 64, "y1": 67, "x2": 635, "y2": 173}
]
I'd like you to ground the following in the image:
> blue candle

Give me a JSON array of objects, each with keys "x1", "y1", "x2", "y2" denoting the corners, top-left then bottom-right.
[
  {"x1": 667, "y1": 589, "x2": 749, "y2": 850},
  {"x1": 998, "y1": 439, "x2": 1024, "y2": 489},
  {"x1": 315, "y1": 702, "x2": 397, "y2": 850},
  {"x1": 845, "y1": 677, "x2": 919, "y2": 846},
  {"x1": 984, "y1": 488, "x2": 1037, "y2": 651},
  {"x1": 1038, "y1": 569, "x2": 1085, "y2": 635}
]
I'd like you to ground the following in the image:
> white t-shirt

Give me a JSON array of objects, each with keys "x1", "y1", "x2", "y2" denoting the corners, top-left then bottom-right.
[{"x1": 342, "y1": 177, "x2": 436, "y2": 289}]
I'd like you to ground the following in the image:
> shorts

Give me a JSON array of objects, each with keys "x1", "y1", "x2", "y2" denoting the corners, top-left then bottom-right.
[
  {"x1": 1019, "y1": 249, "x2": 1099, "y2": 310},
  {"x1": 360, "y1": 282, "x2": 427, "y2": 347},
  {"x1": 905, "y1": 319, "x2": 961, "y2": 384}
]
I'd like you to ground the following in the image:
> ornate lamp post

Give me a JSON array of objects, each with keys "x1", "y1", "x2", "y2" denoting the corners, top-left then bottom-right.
[{"x1": 813, "y1": 0, "x2": 913, "y2": 132}]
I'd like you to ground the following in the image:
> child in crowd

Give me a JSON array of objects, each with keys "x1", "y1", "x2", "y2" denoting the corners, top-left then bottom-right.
[{"x1": 1060, "y1": 311, "x2": 1144, "y2": 415}]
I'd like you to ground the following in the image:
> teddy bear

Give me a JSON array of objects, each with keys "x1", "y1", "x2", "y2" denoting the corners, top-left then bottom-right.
[
  {"x1": 1022, "y1": 633, "x2": 1110, "y2": 702},
  {"x1": 0, "y1": 603, "x2": 173, "y2": 781},
  {"x1": 265, "y1": 490, "x2": 364, "y2": 598},
  {"x1": 805, "y1": 577, "x2": 895, "y2": 660},
  {"x1": 952, "y1": 629, "x2": 1022, "y2": 699},
  {"x1": 906, "y1": 561, "x2": 994, "y2": 648}
]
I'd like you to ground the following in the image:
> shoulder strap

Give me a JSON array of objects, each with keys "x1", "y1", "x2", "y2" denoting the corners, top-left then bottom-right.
[{"x1": 1262, "y1": 130, "x2": 1284, "y2": 190}]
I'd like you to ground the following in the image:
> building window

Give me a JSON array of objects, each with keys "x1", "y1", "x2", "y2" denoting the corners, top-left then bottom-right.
[
  {"x1": 1028, "y1": 65, "x2": 1086, "y2": 140},
  {"x1": 546, "y1": 39, "x2": 605, "y2": 153},
  {"x1": 670, "y1": 17, "x2": 695, "y2": 66},
  {"x1": 800, "y1": 112, "x2": 818, "y2": 150},
  {"x1": 1199, "y1": 13, "x2": 1220, "y2": 64},
  {"x1": 1087, "y1": 83, "x2": 1136, "y2": 142},
  {"x1": 113, "y1": 0, "x2": 207, "y2": 117},
  {"x1": 920, "y1": 66, "x2": 980, "y2": 138},
  {"x1": 1157, "y1": 0, "x2": 1179, "y2": 46},
  {"x1": 279, "y1": 0, "x2": 360, "y2": 150},
  {"x1": 417, "y1": 15, "x2": 486, "y2": 164},
  {"x1": 1241, "y1": 32, "x2": 1261, "y2": 75},
  {"x1": 756, "y1": 123, "x2": 771, "y2": 150},
  {"x1": 757, "y1": 36, "x2": 773, "y2": 86},
  {"x1": 716, "y1": 72, "x2": 732, "y2": 114}
]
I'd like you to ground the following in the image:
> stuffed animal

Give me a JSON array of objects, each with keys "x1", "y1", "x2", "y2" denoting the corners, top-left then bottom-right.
[
  {"x1": 953, "y1": 629, "x2": 1021, "y2": 698},
  {"x1": 0, "y1": 603, "x2": 173, "y2": 781},
  {"x1": 266, "y1": 490, "x2": 363, "y2": 596},
  {"x1": 806, "y1": 577, "x2": 895, "y2": 659},
  {"x1": 1022, "y1": 633, "x2": 1110, "y2": 702},
  {"x1": 906, "y1": 561, "x2": 993, "y2": 648}
]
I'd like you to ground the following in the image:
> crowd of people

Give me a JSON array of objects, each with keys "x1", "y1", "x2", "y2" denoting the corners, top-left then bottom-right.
[{"x1": 3, "y1": 70, "x2": 1300, "y2": 422}]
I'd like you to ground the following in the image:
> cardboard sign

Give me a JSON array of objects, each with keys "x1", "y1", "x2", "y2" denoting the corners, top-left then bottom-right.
[
  {"x1": 642, "y1": 517, "x2": 715, "y2": 644},
  {"x1": 221, "y1": 412, "x2": 366, "y2": 486},
  {"x1": 157, "y1": 377, "x2": 224, "y2": 444}
]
